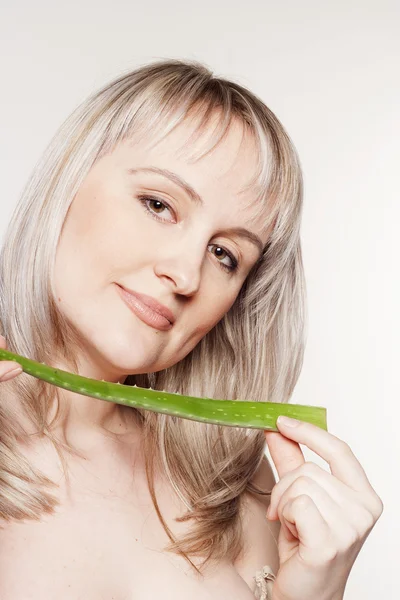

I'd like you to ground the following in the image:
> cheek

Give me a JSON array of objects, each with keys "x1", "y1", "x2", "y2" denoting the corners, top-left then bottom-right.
[
  {"x1": 189, "y1": 293, "x2": 238, "y2": 337},
  {"x1": 173, "y1": 293, "x2": 238, "y2": 365},
  {"x1": 54, "y1": 198, "x2": 132, "y2": 286}
]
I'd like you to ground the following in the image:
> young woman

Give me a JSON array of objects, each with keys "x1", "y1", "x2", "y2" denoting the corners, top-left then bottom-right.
[{"x1": 0, "y1": 59, "x2": 383, "y2": 600}]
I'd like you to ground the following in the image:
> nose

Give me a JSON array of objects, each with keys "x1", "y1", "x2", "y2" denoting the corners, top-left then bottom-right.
[{"x1": 153, "y1": 243, "x2": 203, "y2": 297}]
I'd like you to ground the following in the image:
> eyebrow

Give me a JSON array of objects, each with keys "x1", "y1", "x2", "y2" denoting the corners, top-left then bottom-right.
[{"x1": 128, "y1": 166, "x2": 264, "y2": 257}]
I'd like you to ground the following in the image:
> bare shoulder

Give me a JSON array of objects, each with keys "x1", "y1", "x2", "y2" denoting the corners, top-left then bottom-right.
[{"x1": 233, "y1": 456, "x2": 280, "y2": 591}]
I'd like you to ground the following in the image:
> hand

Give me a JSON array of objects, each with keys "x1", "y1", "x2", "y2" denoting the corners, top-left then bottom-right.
[
  {"x1": 0, "y1": 334, "x2": 23, "y2": 381},
  {"x1": 264, "y1": 416, "x2": 383, "y2": 600}
]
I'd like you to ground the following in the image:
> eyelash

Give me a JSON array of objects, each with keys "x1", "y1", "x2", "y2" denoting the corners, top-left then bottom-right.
[{"x1": 136, "y1": 194, "x2": 239, "y2": 273}]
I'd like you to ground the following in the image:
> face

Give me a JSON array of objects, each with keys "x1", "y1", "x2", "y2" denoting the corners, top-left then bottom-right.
[{"x1": 54, "y1": 113, "x2": 269, "y2": 381}]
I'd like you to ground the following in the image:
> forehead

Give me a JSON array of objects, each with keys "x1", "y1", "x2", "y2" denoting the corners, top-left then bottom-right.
[{"x1": 124, "y1": 111, "x2": 264, "y2": 225}]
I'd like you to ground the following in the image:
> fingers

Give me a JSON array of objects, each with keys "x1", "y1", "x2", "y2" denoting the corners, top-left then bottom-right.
[
  {"x1": 272, "y1": 474, "x2": 380, "y2": 572},
  {"x1": 267, "y1": 462, "x2": 357, "y2": 521},
  {"x1": 274, "y1": 475, "x2": 361, "y2": 543},
  {"x1": 280, "y1": 494, "x2": 332, "y2": 562},
  {"x1": 275, "y1": 416, "x2": 375, "y2": 495},
  {"x1": 0, "y1": 334, "x2": 22, "y2": 381},
  {"x1": 264, "y1": 430, "x2": 305, "y2": 478}
]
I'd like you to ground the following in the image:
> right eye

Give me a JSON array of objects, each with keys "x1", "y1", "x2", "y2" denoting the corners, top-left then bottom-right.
[{"x1": 137, "y1": 194, "x2": 175, "y2": 223}]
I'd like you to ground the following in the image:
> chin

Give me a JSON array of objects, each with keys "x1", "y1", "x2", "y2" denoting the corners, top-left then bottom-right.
[{"x1": 81, "y1": 327, "x2": 162, "y2": 379}]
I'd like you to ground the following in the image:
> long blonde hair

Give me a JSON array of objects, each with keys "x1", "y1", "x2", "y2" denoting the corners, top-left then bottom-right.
[{"x1": 0, "y1": 58, "x2": 306, "y2": 573}]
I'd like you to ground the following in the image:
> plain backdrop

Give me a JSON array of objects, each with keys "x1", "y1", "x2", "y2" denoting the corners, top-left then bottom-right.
[{"x1": 0, "y1": 1, "x2": 398, "y2": 598}]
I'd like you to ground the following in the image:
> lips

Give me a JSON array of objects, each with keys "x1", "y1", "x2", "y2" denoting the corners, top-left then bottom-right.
[{"x1": 116, "y1": 284, "x2": 176, "y2": 325}]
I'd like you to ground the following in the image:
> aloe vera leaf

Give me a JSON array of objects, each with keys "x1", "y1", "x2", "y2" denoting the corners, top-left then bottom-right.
[{"x1": 0, "y1": 349, "x2": 327, "y2": 431}]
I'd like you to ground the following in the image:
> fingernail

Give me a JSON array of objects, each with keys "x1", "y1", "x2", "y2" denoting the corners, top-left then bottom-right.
[
  {"x1": 0, "y1": 367, "x2": 23, "y2": 382},
  {"x1": 277, "y1": 415, "x2": 301, "y2": 428}
]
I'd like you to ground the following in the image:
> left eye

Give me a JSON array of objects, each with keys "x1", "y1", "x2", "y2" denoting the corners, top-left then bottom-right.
[
  {"x1": 137, "y1": 194, "x2": 239, "y2": 273},
  {"x1": 207, "y1": 245, "x2": 238, "y2": 272}
]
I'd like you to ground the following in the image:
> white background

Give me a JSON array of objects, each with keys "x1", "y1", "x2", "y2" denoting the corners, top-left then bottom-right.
[{"x1": 0, "y1": 1, "x2": 398, "y2": 597}]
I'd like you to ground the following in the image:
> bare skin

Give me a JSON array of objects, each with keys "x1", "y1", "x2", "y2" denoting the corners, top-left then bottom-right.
[{"x1": 0, "y1": 339, "x2": 279, "y2": 600}]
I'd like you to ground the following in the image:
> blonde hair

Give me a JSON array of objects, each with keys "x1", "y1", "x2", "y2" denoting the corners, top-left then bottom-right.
[{"x1": 0, "y1": 58, "x2": 306, "y2": 573}]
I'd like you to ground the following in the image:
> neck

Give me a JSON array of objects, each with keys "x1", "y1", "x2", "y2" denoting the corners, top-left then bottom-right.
[{"x1": 45, "y1": 352, "x2": 141, "y2": 448}]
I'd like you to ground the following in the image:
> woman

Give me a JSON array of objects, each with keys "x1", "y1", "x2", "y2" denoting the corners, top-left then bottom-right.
[{"x1": 0, "y1": 59, "x2": 383, "y2": 599}]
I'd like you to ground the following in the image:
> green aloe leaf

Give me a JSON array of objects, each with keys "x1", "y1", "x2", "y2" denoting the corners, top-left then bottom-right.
[{"x1": 0, "y1": 349, "x2": 327, "y2": 431}]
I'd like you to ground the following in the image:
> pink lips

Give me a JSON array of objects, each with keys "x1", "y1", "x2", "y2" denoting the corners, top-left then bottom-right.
[{"x1": 116, "y1": 284, "x2": 175, "y2": 332}]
